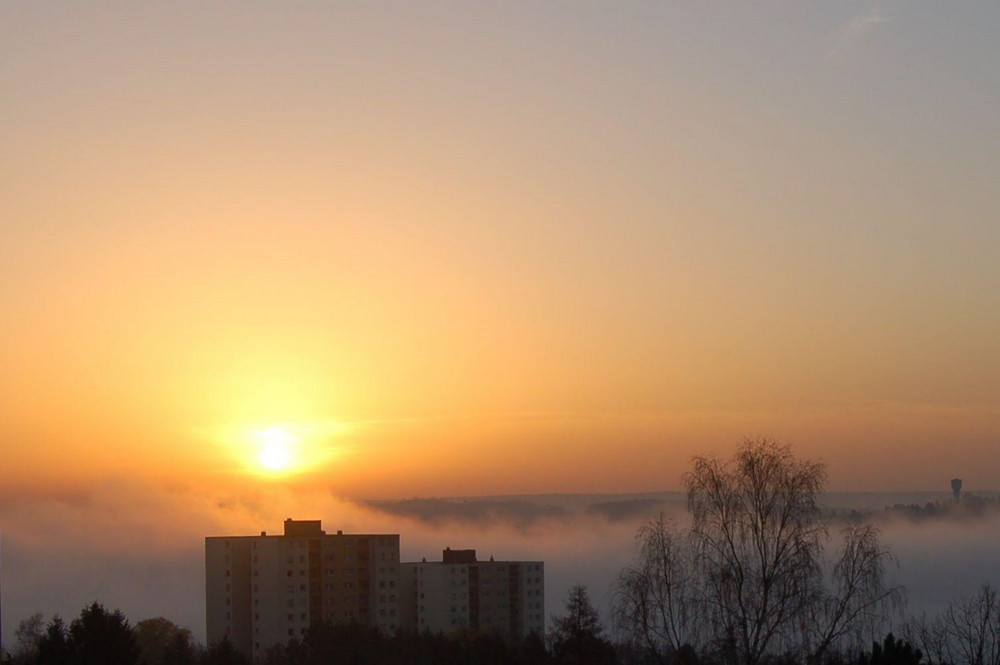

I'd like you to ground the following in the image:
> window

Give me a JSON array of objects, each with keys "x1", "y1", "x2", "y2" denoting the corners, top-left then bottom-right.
[{"x1": 287, "y1": 570, "x2": 293, "y2": 577}]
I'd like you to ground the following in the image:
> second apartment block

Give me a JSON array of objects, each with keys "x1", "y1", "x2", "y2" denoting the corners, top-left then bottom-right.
[{"x1": 399, "y1": 548, "x2": 544, "y2": 641}]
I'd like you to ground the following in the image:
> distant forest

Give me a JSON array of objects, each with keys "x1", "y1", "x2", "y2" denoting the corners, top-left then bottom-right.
[{"x1": 881, "y1": 494, "x2": 1000, "y2": 521}]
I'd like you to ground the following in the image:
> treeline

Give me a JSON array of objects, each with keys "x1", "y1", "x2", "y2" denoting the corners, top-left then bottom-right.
[
  {"x1": 4, "y1": 604, "x2": 213, "y2": 665},
  {"x1": 883, "y1": 495, "x2": 1000, "y2": 521}
]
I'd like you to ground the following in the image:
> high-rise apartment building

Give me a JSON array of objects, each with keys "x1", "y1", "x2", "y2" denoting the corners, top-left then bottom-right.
[
  {"x1": 399, "y1": 548, "x2": 544, "y2": 641},
  {"x1": 206, "y1": 519, "x2": 400, "y2": 661}
]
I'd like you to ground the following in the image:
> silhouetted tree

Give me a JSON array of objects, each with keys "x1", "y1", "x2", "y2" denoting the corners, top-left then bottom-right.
[
  {"x1": 550, "y1": 585, "x2": 616, "y2": 665},
  {"x1": 908, "y1": 583, "x2": 1000, "y2": 665},
  {"x1": 521, "y1": 632, "x2": 553, "y2": 665},
  {"x1": 614, "y1": 439, "x2": 902, "y2": 665},
  {"x1": 613, "y1": 515, "x2": 704, "y2": 663},
  {"x1": 66, "y1": 602, "x2": 140, "y2": 665},
  {"x1": 11, "y1": 613, "x2": 45, "y2": 665},
  {"x1": 200, "y1": 638, "x2": 249, "y2": 665},
  {"x1": 857, "y1": 634, "x2": 922, "y2": 665},
  {"x1": 34, "y1": 617, "x2": 70, "y2": 665},
  {"x1": 134, "y1": 617, "x2": 195, "y2": 665}
]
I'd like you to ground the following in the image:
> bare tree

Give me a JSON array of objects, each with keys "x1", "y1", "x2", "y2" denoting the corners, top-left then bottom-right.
[
  {"x1": 11, "y1": 612, "x2": 45, "y2": 665},
  {"x1": 686, "y1": 439, "x2": 827, "y2": 665},
  {"x1": 613, "y1": 515, "x2": 705, "y2": 663},
  {"x1": 803, "y1": 524, "x2": 904, "y2": 664},
  {"x1": 908, "y1": 584, "x2": 1000, "y2": 665},
  {"x1": 614, "y1": 439, "x2": 902, "y2": 665}
]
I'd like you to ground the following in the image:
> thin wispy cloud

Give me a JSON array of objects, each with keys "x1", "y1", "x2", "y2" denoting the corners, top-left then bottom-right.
[{"x1": 827, "y1": 6, "x2": 889, "y2": 61}]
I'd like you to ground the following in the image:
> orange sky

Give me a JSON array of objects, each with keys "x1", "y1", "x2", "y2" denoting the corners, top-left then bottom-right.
[{"x1": 2, "y1": 2, "x2": 999, "y2": 498}]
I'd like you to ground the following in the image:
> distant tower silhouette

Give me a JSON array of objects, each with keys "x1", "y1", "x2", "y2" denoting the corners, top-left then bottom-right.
[{"x1": 951, "y1": 478, "x2": 963, "y2": 503}]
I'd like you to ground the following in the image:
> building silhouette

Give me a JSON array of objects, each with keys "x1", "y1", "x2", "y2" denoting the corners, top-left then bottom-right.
[
  {"x1": 206, "y1": 519, "x2": 400, "y2": 660},
  {"x1": 206, "y1": 521, "x2": 545, "y2": 660},
  {"x1": 399, "y1": 547, "x2": 544, "y2": 641}
]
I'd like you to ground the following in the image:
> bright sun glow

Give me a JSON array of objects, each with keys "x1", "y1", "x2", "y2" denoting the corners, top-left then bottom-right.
[
  {"x1": 253, "y1": 427, "x2": 299, "y2": 473},
  {"x1": 225, "y1": 421, "x2": 348, "y2": 477}
]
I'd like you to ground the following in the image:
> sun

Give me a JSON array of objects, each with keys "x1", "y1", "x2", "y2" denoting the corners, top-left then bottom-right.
[
  {"x1": 253, "y1": 427, "x2": 298, "y2": 473},
  {"x1": 223, "y1": 421, "x2": 347, "y2": 477}
]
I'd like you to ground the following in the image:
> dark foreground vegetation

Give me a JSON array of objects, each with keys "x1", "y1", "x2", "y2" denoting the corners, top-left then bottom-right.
[
  {"x1": 6, "y1": 440, "x2": 1000, "y2": 665},
  {"x1": 0, "y1": 598, "x2": 925, "y2": 665}
]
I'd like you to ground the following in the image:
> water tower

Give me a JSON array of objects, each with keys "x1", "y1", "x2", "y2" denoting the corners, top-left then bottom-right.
[{"x1": 951, "y1": 478, "x2": 963, "y2": 503}]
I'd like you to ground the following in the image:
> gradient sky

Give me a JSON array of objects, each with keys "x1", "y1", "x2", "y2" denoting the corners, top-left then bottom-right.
[{"x1": 3, "y1": 1, "x2": 1000, "y2": 500}]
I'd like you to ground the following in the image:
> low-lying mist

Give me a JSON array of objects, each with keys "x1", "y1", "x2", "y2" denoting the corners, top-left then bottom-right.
[{"x1": 1, "y1": 484, "x2": 997, "y2": 649}]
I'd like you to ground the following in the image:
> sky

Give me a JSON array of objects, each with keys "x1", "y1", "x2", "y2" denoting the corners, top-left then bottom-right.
[
  {"x1": 4, "y1": 1, "x2": 1000, "y2": 499},
  {"x1": 2, "y1": 0, "x2": 1000, "y2": 645}
]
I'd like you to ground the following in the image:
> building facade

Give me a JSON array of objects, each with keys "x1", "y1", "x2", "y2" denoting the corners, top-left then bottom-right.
[
  {"x1": 206, "y1": 519, "x2": 400, "y2": 661},
  {"x1": 399, "y1": 548, "x2": 544, "y2": 642}
]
